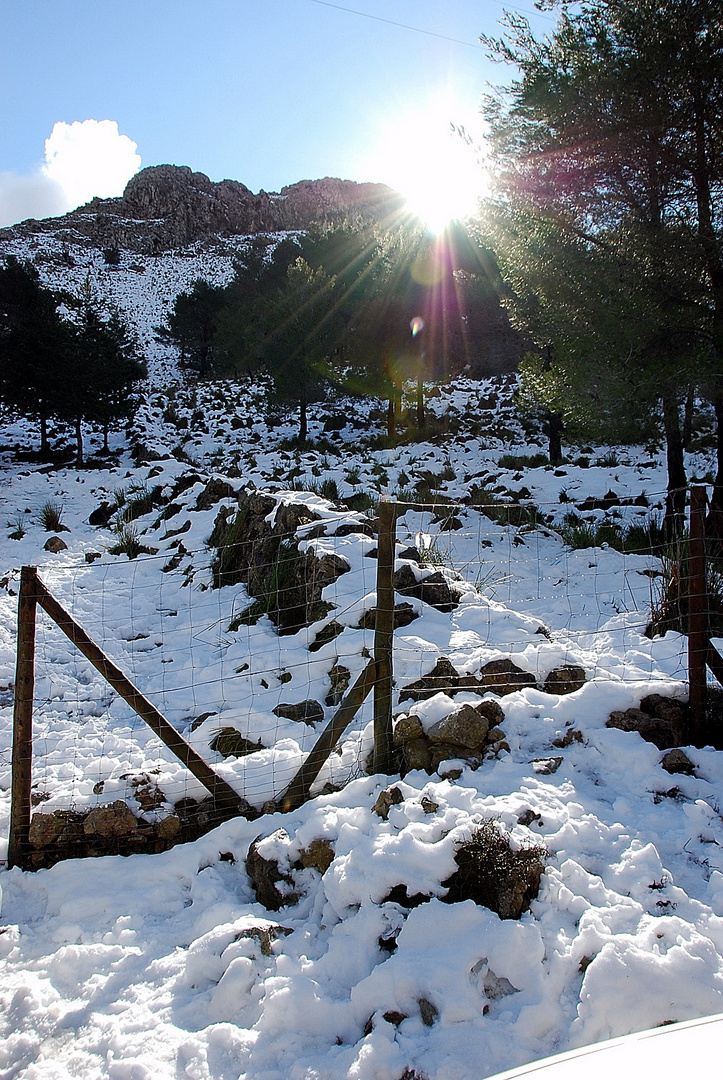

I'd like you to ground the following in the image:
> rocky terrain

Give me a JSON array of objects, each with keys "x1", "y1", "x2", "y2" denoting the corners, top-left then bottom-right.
[{"x1": 0, "y1": 164, "x2": 406, "y2": 253}]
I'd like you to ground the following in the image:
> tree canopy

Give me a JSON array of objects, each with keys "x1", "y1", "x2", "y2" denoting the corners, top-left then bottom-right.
[{"x1": 481, "y1": 0, "x2": 723, "y2": 533}]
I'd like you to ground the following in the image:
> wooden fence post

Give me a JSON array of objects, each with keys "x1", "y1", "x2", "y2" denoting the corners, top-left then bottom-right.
[
  {"x1": 8, "y1": 566, "x2": 38, "y2": 869},
  {"x1": 280, "y1": 660, "x2": 378, "y2": 812},
  {"x1": 372, "y1": 498, "x2": 395, "y2": 775},
  {"x1": 689, "y1": 486, "x2": 708, "y2": 743}
]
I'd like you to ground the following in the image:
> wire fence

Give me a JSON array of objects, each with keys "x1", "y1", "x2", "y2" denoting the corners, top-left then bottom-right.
[{"x1": 5, "y1": 482, "x2": 721, "y2": 869}]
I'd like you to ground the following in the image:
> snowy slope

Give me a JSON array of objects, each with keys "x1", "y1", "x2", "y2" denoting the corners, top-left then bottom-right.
[{"x1": 0, "y1": 233, "x2": 722, "y2": 1080}]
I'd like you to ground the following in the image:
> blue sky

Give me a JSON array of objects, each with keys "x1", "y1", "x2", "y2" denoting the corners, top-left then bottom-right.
[{"x1": 0, "y1": 0, "x2": 553, "y2": 226}]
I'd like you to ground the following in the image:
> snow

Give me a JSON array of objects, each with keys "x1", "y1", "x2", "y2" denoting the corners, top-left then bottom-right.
[{"x1": 1, "y1": 227, "x2": 722, "y2": 1079}]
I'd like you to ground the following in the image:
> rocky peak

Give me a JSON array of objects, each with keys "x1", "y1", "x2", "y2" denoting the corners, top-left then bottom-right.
[{"x1": 0, "y1": 164, "x2": 404, "y2": 253}]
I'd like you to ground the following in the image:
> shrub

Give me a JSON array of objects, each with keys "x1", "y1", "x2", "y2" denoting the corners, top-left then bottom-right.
[
  {"x1": 8, "y1": 514, "x2": 26, "y2": 540},
  {"x1": 320, "y1": 478, "x2": 339, "y2": 501},
  {"x1": 647, "y1": 539, "x2": 723, "y2": 638},
  {"x1": 345, "y1": 491, "x2": 379, "y2": 512},
  {"x1": 117, "y1": 485, "x2": 164, "y2": 524},
  {"x1": 498, "y1": 452, "x2": 549, "y2": 470},
  {"x1": 442, "y1": 819, "x2": 546, "y2": 920},
  {"x1": 39, "y1": 501, "x2": 64, "y2": 531},
  {"x1": 107, "y1": 525, "x2": 153, "y2": 560},
  {"x1": 471, "y1": 485, "x2": 540, "y2": 528},
  {"x1": 595, "y1": 450, "x2": 620, "y2": 468}
]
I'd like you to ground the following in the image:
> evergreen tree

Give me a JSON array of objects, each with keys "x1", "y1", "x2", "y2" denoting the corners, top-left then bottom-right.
[
  {"x1": 0, "y1": 256, "x2": 74, "y2": 455},
  {"x1": 156, "y1": 278, "x2": 227, "y2": 379},
  {"x1": 482, "y1": 0, "x2": 723, "y2": 534},
  {"x1": 61, "y1": 278, "x2": 146, "y2": 464}
]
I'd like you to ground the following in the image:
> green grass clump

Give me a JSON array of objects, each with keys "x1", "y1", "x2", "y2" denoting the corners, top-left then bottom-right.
[
  {"x1": 107, "y1": 525, "x2": 153, "y2": 560},
  {"x1": 38, "y1": 501, "x2": 64, "y2": 531},
  {"x1": 557, "y1": 512, "x2": 663, "y2": 553},
  {"x1": 470, "y1": 485, "x2": 541, "y2": 528},
  {"x1": 497, "y1": 452, "x2": 549, "y2": 471}
]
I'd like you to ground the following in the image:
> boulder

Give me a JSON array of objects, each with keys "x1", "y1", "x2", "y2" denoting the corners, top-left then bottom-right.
[
  {"x1": 394, "y1": 564, "x2": 458, "y2": 612},
  {"x1": 401, "y1": 738, "x2": 433, "y2": 773},
  {"x1": 357, "y1": 602, "x2": 418, "y2": 630},
  {"x1": 299, "y1": 838, "x2": 335, "y2": 874},
  {"x1": 399, "y1": 657, "x2": 461, "y2": 702},
  {"x1": 195, "y1": 477, "x2": 237, "y2": 511},
  {"x1": 660, "y1": 748, "x2": 695, "y2": 775},
  {"x1": 393, "y1": 714, "x2": 424, "y2": 746},
  {"x1": 607, "y1": 705, "x2": 686, "y2": 750},
  {"x1": 84, "y1": 801, "x2": 138, "y2": 838},
  {"x1": 479, "y1": 659, "x2": 536, "y2": 696},
  {"x1": 246, "y1": 834, "x2": 299, "y2": 911},
  {"x1": 543, "y1": 665, "x2": 586, "y2": 695},
  {"x1": 373, "y1": 786, "x2": 404, "y2": 820},
  {"x1": 44, "y1": 536, "x2": 67, "y2": 553},
  {"x1": 273, "y1": 699, "x2": 324, "y2": 726},
  {"x1": 209, "y1": 727, "x2": 264, "y2": 756},
  {"x1": 325, "y1": 664, "x2": 351, "y2": 707},
  {"x1": 472, "y1": 700, "x2": 505, "y2": 727},
  {"x1": 427, "y1": 703, "x2": 491, "y2": 750}
]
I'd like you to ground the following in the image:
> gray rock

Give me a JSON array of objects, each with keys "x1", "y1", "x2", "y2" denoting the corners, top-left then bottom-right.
[
  {"x1": 401, "y1": 738, "x2": 432, "y2": 773},
  {"x1": 195, "y1": 477, "x2": 236, "y2": 511},
  {"x1": 246, "y1": 834, "x2": 299, "y2": 911},
  {"x1": 607, "y1": 707, "x2": 685, "y2": 750},
  {"x1": 299, "y1": 838, "x2": 335, "y2": 874},
  {"x1": 427, "y1": 703, "x2": 490, "y2": 750},
  {"x1": 399, "y1": 657, "x2": 461, "y2": 702},
  {"x1": 393, "y1": 714, "x2": 425, "y2": 746},
  {"x1": 373, "y1": 786, "x2": 404, "y2": 819},
  {"x1": 473, "y1": 699, "x2": 505, "y2": 727},
  {"x1": 84, "y1": 801, "x2": 138, "y2": 838},
  {"x1": 273, "y1": 700, "x2": 325, "y2": 726},
  {"x1": 531, "y1": 756, "x2": 564, "y2": 774},
  {"x1": 543, "y1": 665, "x2": 586, "y2": 695},
  {"x1": 480, "y1": 659, "x2": 536, "y2": 696},
  {"x1": 44, "y1": 536, "x2": 67, "y2": 553},
  {"x1": 660, "y1": 748, "x2": 695, "y2": 775},
  {"x1": 325, "y1": 664, "x2": 351, "y2": 707}
]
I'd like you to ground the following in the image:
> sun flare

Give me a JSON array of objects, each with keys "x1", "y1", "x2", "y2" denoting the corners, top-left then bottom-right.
[{"x1": 369, "y1": 107, "x2": 488, "y2": 232}]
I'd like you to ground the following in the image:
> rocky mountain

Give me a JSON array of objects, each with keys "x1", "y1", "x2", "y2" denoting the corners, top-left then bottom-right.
[
  {"x1": 0, "y1": 165, "x2": 406, "y2": 253},
  {"x1": 0, "y1": 165, "x2": 523, "y2": 377}
]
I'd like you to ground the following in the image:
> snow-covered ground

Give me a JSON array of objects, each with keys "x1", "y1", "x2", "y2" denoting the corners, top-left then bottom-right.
[{"x1": 1, "y1": 230, "x2": 722, "y2": 1080}]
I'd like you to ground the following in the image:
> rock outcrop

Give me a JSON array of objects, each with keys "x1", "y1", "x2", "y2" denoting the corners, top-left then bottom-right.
[{"x1": 1, "y1": 165, "x2": 405, "y2": 253}]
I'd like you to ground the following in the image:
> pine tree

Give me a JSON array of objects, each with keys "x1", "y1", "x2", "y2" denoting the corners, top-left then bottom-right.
[
  {"x1": 0, "y1": 256, "x2": 75, "y2": 455},
  {"x1": 482, "y1": 0, "x2": 723, "y2": 534}
]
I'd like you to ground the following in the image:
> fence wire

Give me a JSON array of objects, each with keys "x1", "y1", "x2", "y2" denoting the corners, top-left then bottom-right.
[{"x1": 6, "y1": 483, "x2": 718, "y2": 868}]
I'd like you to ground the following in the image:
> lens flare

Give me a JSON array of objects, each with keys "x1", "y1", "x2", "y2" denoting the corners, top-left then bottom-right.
[{"x1": 410, "y1": 316, "x2": 425, "y2": 337}]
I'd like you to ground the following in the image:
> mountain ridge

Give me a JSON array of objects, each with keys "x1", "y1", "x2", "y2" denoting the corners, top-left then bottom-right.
[{"x1": 0, "y1": 165, "x2": 406, "y2": 253}]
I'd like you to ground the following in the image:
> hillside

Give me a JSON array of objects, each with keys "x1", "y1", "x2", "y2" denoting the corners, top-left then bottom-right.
[{"x1": 0, "y1": 211, "x2": 722, "y2": 1080}]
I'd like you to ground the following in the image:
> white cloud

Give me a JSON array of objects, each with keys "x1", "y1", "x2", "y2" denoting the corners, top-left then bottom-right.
[
  {"x1": 42, "y1": 119, "x2": 141, "y2": 207},
  {"x1": 0, "y1": 119, "x2": 141, "y2": 229},
  {"x1": 0, "y1": 171, "x2": 69, "y2": 228}
]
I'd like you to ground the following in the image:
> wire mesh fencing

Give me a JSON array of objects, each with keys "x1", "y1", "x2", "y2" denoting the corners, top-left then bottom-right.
[{"x1": 6, "y1": 481, "x2": 720, "y2": 869}]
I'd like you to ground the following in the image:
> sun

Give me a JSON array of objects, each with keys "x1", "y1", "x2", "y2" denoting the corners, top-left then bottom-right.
[{"x1": 368, "y1": 105, "x2": 488, "y2": 233}]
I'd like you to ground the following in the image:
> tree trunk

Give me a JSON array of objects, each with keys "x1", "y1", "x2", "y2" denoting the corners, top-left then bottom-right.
[
  {"x1": 547, "y1": 411, "x2": 564, "y2": 465},
  {"x1": 682, "y1": 384, "x2": 695, "y2": 450},
  {"x1": 39, "y1": 404, "x2": 49, "y2": 458},
  {"x1": 103, "y1": 422, "x2": 110, "y2": 454},
  {"x1": 707, "y1": 391, "x2": 723, "y2": 540},
  {"x1": 416, "y1": 374, "x2": 425, "y2": 428},
  {"x1": 386, "y1": 397, "x2": 396, "y2": 439},
  {"x1": 74, "y1": 417, "x2": 84, "y2": 466},
  {"x1": 662, "y1": 394, "x2": 687, "y2": 541},
  {"x1": 298, "y1": 398, "x2": 308, "y2": 444}
]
